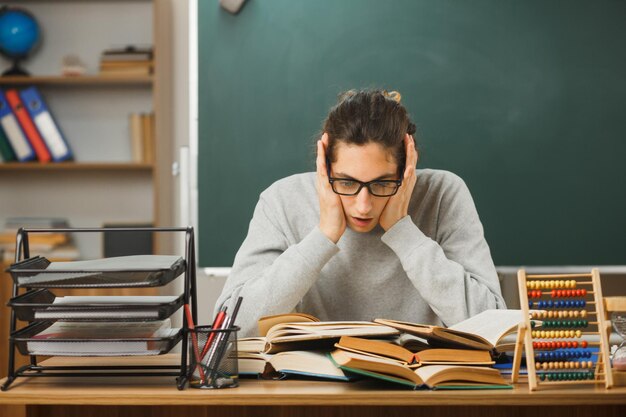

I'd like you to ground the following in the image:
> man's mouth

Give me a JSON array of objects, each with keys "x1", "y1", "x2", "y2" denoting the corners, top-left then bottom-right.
[{"x1": 351, "y1": 216, "x2": 373, "y2": 227}]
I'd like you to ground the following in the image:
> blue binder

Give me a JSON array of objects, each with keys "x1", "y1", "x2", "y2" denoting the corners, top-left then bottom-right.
[
  {"x1": 20, "y1": 86, "x2": 73, "y2": 162},
  {"x1": 0, "y1": 89, "x2": 35, "y2": 162}
]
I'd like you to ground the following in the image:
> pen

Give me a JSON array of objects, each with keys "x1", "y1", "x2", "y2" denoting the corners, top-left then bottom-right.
[
  {"x1": 184, "y1": 303, "x2": 205, "y2": 382},
  {"x1": 200, "y1": 305, "x2": 228, "y2": 360},
  {"x1": 205, "y1": 297, "x2": 243, "y2": 383}
]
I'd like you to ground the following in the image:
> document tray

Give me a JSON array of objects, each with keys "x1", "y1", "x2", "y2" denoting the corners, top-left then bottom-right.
[
  {"x1": 7, "y1": 255, "x2": 186, "y2": 288},
  {"x1": 8, "y1": 289, "x2": 184, "y2": 322},
  {"x1": 12, "y1": 321, "x2": 183, "y2": 357}
]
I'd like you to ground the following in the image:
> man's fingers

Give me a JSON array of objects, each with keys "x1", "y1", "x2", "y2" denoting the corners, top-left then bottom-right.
[
  {"x1": 316, "y1": 140, "x2": 326, "y2": 177},
  {"x1": 403, "y1": 135, "x2": 417, "y2": 179}
]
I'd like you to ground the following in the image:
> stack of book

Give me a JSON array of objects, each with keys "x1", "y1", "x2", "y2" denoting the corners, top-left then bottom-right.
[
  {"x1": 0, "y1": 87, "x2": 73, "y2": 163},
  {"x1": 0, "y1": 217, "x2": 79, "y2": 264},
  {"x1": 99, "y1": 46, "x2": 153, "y2": 77},
  {"x1": 129, "y1": 112, "x2": 155, "y2": 164},
  {"x1": 236, "y1": 310, "x2": 525, "y2": 389}
]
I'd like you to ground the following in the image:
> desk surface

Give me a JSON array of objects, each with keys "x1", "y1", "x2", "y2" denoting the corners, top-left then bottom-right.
[{"x1": 1, "y1": 355, "x2": 625, "y2": 407}]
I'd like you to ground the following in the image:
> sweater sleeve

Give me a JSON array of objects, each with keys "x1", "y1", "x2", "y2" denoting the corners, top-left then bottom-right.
[
  {"x1": 380, "y1": 176, "x2": 506, "y2": 327},
  {"x1": 214, "y1": 195, "x2": 339, "y2": 337}
]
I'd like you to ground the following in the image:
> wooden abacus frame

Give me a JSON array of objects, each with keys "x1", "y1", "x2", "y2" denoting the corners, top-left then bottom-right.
[{"x1": 511, "y1": 268, "x2": 613, "y2": 390}]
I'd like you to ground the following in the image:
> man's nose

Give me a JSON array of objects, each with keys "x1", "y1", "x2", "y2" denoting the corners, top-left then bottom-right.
[{"x1": 355, "y1": 186, "x2": 372, "y2": 214}]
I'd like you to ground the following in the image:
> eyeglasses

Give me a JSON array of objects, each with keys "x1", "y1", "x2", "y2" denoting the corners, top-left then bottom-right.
[
  {"x1": 328, "y1": 177, "x2": 402, "y2": 196},
  {"x1": 325, "y1": 158, "x2": 402, "y2": 196}
]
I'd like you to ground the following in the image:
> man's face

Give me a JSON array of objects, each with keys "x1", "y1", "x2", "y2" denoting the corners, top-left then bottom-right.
[{"x1": 329, "y1": 142, "x2": 399, "y2": 233}]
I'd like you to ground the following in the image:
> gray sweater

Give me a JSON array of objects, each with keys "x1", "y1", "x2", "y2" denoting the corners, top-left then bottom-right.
[{"x1": 215, "y1": 169, "x2": 506, "y2": 337}]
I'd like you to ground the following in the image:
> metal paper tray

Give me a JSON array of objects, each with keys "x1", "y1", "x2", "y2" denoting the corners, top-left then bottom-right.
[
  {"x1": 12, "y1": 321, "x2": 183, "y2": 357},
  {"x1": 8, "y1": 289, "x2": 184, "y2": 322},
  {"x1": 7, "y1": 256, "x2": 186, "y2": 288}
]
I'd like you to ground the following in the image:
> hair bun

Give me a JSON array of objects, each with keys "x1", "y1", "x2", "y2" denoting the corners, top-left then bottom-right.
[
  {"x1": 338, "y1": 89, "x2": 358, "y2": 102},
  {"x1": 383, "y1": 90, "x2": 402, "y2": 103},
  {"x1": 407, "y1": 122, "x2": 417, "y2": 135}
]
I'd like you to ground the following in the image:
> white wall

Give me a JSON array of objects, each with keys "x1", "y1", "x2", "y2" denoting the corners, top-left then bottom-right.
[{"x1": 169, "y1": 0, "x2": 226, "y2": 325}]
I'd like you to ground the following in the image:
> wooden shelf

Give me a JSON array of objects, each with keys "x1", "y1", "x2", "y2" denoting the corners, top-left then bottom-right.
[
  {"x1": 0, "y1": 162, "x2": 154, "y2": 172},
  {"x1": 0, "y1": 75, "x2": 153, "y2": 86}
]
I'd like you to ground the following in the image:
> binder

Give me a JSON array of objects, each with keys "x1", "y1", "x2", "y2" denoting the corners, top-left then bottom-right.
[
  {"x1": 0, "y1": 89, "x2": 35, "y2": 162},
  {"x1": 5, "y1": 89, "x2": 52, "y2": 163},
  {"x1": 0, "y1": 123, "x2": 17, "y2": 161},
  {"x1": 20, "y1": 87, "x2": 73, "y2": 162}
]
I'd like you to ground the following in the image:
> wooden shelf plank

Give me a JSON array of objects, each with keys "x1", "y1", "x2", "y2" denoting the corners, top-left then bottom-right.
[
  {"x1": 0, "y1": 162, "x2": 154, "y2": 172},
  {"x1": 0, "y1": 75, "x2": 153, "y2": 86}
]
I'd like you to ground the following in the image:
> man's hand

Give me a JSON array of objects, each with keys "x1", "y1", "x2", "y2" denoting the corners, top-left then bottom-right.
[
  {"x1": 379, "y1": 134, "x2": 418, "y2": 231},
  {"x1": 316, "y1": 133, "x2": 347, "y2": 243}
]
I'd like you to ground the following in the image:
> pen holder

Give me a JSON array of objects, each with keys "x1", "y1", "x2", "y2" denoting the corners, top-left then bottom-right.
[{"x1": 187, "y1": 325, "x2": 240, "y2": 389}]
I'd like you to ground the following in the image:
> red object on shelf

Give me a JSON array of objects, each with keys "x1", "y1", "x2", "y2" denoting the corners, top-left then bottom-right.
[{"x1": 5, "y1": 89, "x2": 51, "y2": 163}]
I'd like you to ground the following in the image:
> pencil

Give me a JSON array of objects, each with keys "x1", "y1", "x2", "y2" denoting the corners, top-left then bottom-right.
[{"x1": 184, "y1": 303, "x2": 205, "y2": 382}]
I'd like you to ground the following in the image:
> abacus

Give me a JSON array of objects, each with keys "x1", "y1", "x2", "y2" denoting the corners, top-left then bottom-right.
[{"x1": 511, "y1": 268, "x2": 613, "y2": 390}]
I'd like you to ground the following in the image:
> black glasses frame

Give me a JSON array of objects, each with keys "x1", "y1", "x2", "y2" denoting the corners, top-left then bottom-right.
[{"x1": 326, "y1": 159, "x2": 402, "y2": 197}]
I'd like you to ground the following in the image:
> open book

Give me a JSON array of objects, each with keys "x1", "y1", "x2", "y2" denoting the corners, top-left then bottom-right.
[
  {"x1": 257, "y1": 312, "x2": 319, "y2": 336},
  {"x1": 375, "y1": 310, "x2": 525, "y2": 352},
  {"x1": 257, "y1": 321, "x2": 399, "y2": 354},
  {"x1": 237, "y1": 350, "x2": 354, "y2": 381},
  {"x1": 335, "y1": 336, "x2": 493, "y2": 367},
  {"x1": 239, "y1": 313, "x2": 400, "y2": 354},
  {"x1": 330, "y1": 349, "x2": 510, "y2": 390}
]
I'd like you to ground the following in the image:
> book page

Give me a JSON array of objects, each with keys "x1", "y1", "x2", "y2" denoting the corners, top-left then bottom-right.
[{"x1": 448, "y1": 310, "x2": 524, "y2": 347}]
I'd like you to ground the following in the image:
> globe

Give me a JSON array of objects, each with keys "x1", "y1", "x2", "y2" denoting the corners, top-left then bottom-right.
[{"x1": 0, "y1": 6, "x2": 41, "y2": 76}]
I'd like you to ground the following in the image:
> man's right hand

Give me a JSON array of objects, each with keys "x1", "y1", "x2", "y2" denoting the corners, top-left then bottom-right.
[{"x1": 316, "y1": 133, "x2": 346, "y2": 243}]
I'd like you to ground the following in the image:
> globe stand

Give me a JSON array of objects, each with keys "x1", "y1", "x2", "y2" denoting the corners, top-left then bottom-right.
[{"x1": 2, "y1": 59, "x2": 30, "y2": 77}]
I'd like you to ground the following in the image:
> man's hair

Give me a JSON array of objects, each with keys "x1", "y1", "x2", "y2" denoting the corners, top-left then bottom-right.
[{"x1": 322, "y1": 89, "x2": 417, "y2": 171}]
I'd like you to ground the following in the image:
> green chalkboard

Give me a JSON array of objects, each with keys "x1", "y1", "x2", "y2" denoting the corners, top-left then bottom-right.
[{"x1": 198, "y1": 0, "x2": 626, "y2": 267}]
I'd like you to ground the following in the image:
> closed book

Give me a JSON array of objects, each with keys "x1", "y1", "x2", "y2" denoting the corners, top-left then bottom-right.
[
  {"x1": 129, "y1": 113, "x2": 143, "y2": 162},
  {"x1": 100, "y1": 66, "x2": 152, "y2": 76},
  {"x1": 101, "y1": 46, "x2": 153, "y2": 62},
  {"x1": 5, "y1": 89, "x2": 51, "y2": 163},
  {"x1": 19, "y1": 86, "x2": 73, "y2": 162},
  {"x1": 0, "y1": 89, "x2": 35, "y2": 161},
  {"x1": 142, "y1": 113, "x2": 155, "y2": 163},
  {"x1": 0, "y1": 122, "x2": 17, "y2": 161},
  {"x1": 100, "y1": 60, "x2": 153, "y2": 68}
]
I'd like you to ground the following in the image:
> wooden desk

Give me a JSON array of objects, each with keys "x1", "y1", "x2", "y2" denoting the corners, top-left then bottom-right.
[{"x1": 1, "y1": 355, "x2": 626, "y2": 417}]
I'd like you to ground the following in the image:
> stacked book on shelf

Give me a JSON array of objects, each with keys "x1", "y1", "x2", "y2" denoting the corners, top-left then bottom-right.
[
  {"x1": 0, "y1": 87, "x2": 73, "y2": 163},
  {"x1": 129, "y1": 112, "x2": 155, "y2": 163},
  {"x1": 235, "y1": 310, "x2": 525, "y2": 389},
  {"x1": 99, "y1": 45, "x2": 153, "y2": 77},
  {"x1": 0, "y1": 217, "x2": 79, "y2": 264}
]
